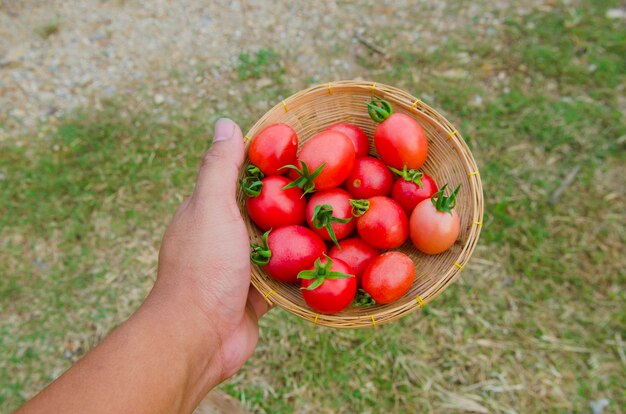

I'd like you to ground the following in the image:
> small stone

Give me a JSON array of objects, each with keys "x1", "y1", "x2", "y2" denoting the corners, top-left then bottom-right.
[
  {"x1": 256, "y1": 77, "x2": 272, "y2": 89},
  {"x1": 442, "y1": 69, "x2": 468, "y2": 79},
  {"x1": 588, "y1": 64, "x2": 597, "y2": 72},
  {"x1": 590, "y1": 399, "x2": 610, "y2": 414},
  {"x1": 154, "y1": 94, "x2": 165, "y2": 105},
  {"x1": 88, "y1": 31, "x2": 107, "y2": 42},
  {"x1": 102, "y1": 85, "x2": 116, "y2": 97},
  {"x1": 456, "y1": 52, "x2": 471, "y2": 64},
  {"x1": 4, "y1": 46, "x2": 26, "y2": 64},
  {"x1": 194, "y1": 76, "x2": 203, "y2": 83},
  {"x1": 606, "y1": 9, "x2": 626, "y2": 19},
  {"x1": 33, "y1": 259, "x2": 49, "y2": 270}
]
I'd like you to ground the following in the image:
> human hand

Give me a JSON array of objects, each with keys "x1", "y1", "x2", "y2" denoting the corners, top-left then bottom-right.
[
  {"x1": 17, "y1": 118, "x2": 271, "y2": 414},
  {"x1": 149, "y1": 118, "x2": 271, "y2": 384}
]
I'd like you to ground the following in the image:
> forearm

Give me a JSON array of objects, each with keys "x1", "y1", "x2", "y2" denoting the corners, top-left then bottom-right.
[
  {"x1": 17, "y1": 289, "x2": 220, "y2": 414},
  {"x1": 17, "y1": 118, "x2": 263, "y2": 413}
]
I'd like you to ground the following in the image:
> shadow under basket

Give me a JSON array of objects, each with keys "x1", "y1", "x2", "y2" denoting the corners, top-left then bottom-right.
[{"x1": 236, "y1": 80, "x2": 484, "y2": 329}]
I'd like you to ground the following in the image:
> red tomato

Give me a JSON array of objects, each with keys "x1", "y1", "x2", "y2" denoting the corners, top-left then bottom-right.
[
  {"x1": 326, "y1": 123, "x2": 370, "y2": 158},
  {"x1": 367, "y1": 98, "x2": 428, "y2": 170},
  {"x1": 362, "y1": 252, "x2": 415, "y2": 304},
  {"x1": 251, "y1": 226, "x2": 327, "y2": 283},
  {"x1": 328, "y1": 237, "x2": 379, "y2": 285},
  {"x1": 345, "y1": 157, "x2": 394, "y2": 199},
  {"x1": 305, "y1": 188, "x2": 355, "y2": 246},
  {"x1": 390, "y1": 167, "x2": 438, "y2": 215},
  {"x1": 287, "y1": 130, "x2": 356, "y2": 192},
  {"x1": 248, "y1": 123, "x2": 298, "y2": 176},
  {"x1": 351, "y1": 196, "x2": 409, "y2": 249},
  {"x1": 299, "y1": 256, "x2": 356, "y2": 314},
  {"x1": 245, "y1": 176, "x2": 306, "y2": 231},
  {"x1": 410, "y1": 185, "x2": 461, "y2": 254}
]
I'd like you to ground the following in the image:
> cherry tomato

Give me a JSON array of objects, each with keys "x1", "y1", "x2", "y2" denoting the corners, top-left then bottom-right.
[
  {"x1": 251, "y1": 226, "x2": 327, "y2": 283},
  {"x1": 286, "y1": 130, "x2": 356, "y2": 193},
  {"x1": 306, "y1": 188, "x2": 355, "y2": 247},
  {"x1": 326, "y1": 123, "x2": 370, "y2": 158},
  {"x1": 328, "y1": 237, "x2": 379, "y2": 286},
  {"x1": 390, "y1": 166, "x2": 438, "y2": 215},
  {"x1": 248, "y1": 123, "x2": 298, "y2": 176},
  {"x1": 410, "y1": 185, "x2": 461, "y2": 254},
  {"x1": 362, "y1": 252, "x2": 415, "y2": 304},
  {"x1": 345, "y1": 156, "x2": 394, "y2": 199},
  {"x1": 350, "y1": 196, "x2": 409, "y2": 250},
  {"x1": 367, "y1": 98, "x2": 428, "y2": 170},
  {"x1": 245, "y1": 175, "x2": 306, "y2": 231},
  {"x1": 299, "y1": 256, "x2": 356, "y2": 314}
]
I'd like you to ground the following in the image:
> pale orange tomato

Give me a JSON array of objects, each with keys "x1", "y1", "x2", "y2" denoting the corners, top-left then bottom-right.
[{"x1": 409, "y1": 185, "x2": 461, "y2": 254}]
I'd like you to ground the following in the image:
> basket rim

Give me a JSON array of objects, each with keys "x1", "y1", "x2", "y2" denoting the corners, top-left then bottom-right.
[{"x1": 240, "y1": 80, "x2": 484, "y2": 328}]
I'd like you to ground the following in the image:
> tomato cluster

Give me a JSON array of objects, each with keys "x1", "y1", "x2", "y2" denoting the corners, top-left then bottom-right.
[{"x1": 243, "y1": 98, "x2": 461, "y2": 314}]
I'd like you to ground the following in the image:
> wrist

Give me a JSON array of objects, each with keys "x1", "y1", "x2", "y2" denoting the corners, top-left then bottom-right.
[{"x1": 136, "y1": 283, "x2": 223, "y2": 404}]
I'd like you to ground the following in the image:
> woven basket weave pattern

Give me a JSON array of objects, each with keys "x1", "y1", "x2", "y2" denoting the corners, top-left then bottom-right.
[{"x1": 237, "y1": 80, "x2": 483, "y2": 328}]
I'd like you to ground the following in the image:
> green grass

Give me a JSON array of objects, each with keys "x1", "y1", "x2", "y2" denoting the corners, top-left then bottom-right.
[
  {"x1": 34, "y1": 18, "x2": 60, "y2": 39},
  {"x1": 236, "y1": 49, "x2": 286, "y2": 82},
  {"x1": 2, "y1": 1, "x2": 625, "y2": 412}
]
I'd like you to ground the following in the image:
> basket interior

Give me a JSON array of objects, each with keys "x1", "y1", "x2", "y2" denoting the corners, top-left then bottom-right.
[{"x1": 237, "y1": 81, "x2": 482, "y2": 328}]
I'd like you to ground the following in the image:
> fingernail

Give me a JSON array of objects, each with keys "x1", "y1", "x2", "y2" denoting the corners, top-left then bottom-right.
[{"x1": 213, "y1": 118, "x2": 236, "y2": 142}]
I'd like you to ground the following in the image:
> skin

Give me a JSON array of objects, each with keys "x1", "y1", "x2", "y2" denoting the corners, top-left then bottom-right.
[
  {"x1": 294, "y1": 130, "x2": 356, "y2": 190},
  {"x1": 326, "y1": 123, "x2": 370, "y2": 158},
  {"x1": 345, "y1": 157, "x2": 394, "y2": 199},
  {"x1": 375, "y1": 113, "x2": 428, "y2": 170},
  {"x1": 246, "y1": 175, "x2": 306, "y2": 231},
  {"x1": 17, "y1": 118, "x2": 271, "y2": 414},
  {"x1": 391, "y1": 173, "x2": 438, "y2": 215},
  {"x1": 328, "y1": 237, "x2": 379, "y2": 285},
  {"x1": 410, "y1": 198, "x2": 461, "y2": 254},
  {"x1": 362, "y1": 252, "x2": 415, "y2": 304},
  {"x1": 264, "y1": 225, "x2": 327, "y2": 283},
  {"x1": 300, "y1": 258, "x2": 357, "y2": 314},
  {"x1": 355, "y1": 196, "x2": 409, "y2": 250},
  {"x1": 305, "y1": 188, "x2": 355, "y2": 242},
  {"x1": 248, "y1": 123, "x2": 298, "y2": 176}
]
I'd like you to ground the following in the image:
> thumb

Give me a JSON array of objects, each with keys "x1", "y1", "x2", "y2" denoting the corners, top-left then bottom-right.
[{"x1": 191, "y1": 118, "x2": 244, "y2": 206}]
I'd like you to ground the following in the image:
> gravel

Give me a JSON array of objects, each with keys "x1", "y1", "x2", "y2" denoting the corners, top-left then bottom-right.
[{"x1": 1, "y1": 0, "x2": 548, "y2": 136}]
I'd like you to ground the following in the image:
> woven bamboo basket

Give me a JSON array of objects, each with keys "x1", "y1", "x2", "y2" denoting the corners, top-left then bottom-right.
[{"x1": 236, "y1": 80, "x2": 483, "y2": 328}]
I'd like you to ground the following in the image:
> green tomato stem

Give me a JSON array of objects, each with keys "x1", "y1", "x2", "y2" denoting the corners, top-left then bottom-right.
[
  {"x1": 281, "y1": 161, "x2": 325, "y2": 196},
  {"x1": 388, "y1": 164, "x2": 424, "y2": 187},
  {"x1": 240, "y1": 164, "x2": 265, "y2": 197},
  {"x1": 250, "y1": 230, "x2": 272, "y2": 265},
  {"x1": 349, "y1": 199, "x2": 370, "y2": 217},
  {"x1": 366, "y1": 97, "x2": 393, "y2": 123},
  {"x1": 297, "y1": 254, "x2": 352, "y2": 291},
  {"x1": 431, "y1": 184, "x2": 461, "y2": 214},
  {"x1": 311, "y1": 204, "x2": 352, "y2": 248}
]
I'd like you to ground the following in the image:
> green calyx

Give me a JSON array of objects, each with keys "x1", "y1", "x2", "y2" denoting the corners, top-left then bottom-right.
[
  {"x1": 389, "y1": 164, "x2": 424, "y2": 187},
  {"x1": 250, "y1": 230, "x2": 272, "y2": 266},
  {"x1": 281, "y1": 161, "x2": 325, "y2": 196},
  {"x1": 349, "y1": 199, "x2": 370, "y2": 217},
  {"x1": 297, "y1": 254, "x2": 353, "y2": 291},
  {"x1": 311, "y1": 204, "x2": 352, "y2": 248},
  {"x1": 240, "y1": 164, "x2": 265, "y2": 197},
  {"x1": 366, "y1": 97, "x2": 393, "y2": 123},
  {"x1": 353, "y1": 288, "x2": 376, "y2": 306},
  {"x1": 431, "y1": 184, "x2": 461, "y2": 214}
]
